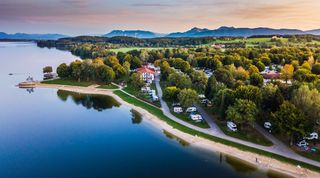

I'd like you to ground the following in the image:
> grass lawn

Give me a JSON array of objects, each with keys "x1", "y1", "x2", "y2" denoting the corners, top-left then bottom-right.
[
  {"x1": 294, "y1": 146, "x2": 320, "y2": 162},
  {"x1": 113, "y1": 90, "x2": 320, "y2": 172},
  {"x1": 97, "y1": 83, "x2": 119, "y2": 89},
  {"x1": 123, "y1": 83, "x2": 161, "y2": 107},
  {"x1": 202, "y1": 106, "x2": 273, "y2": 146},
  {"x1": 41, "y1": 79, "x2": 95, "y2": 87}
]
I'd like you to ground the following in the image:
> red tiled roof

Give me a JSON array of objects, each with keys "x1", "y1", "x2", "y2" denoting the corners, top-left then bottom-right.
[
  {"x1": 262, "y1": 71, "x2": 280, "y2": 79},
  {"x1": 136, "y1": 67, "x2": 155, "y2": 74}
]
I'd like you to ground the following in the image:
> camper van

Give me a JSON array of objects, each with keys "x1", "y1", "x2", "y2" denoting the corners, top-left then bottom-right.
[{"x1": 173, "y1": 107, "x2": 183, "y2": 113}]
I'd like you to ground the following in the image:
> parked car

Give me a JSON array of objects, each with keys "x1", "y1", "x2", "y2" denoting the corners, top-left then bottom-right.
[
  {"x1": 264, "y1": 122, "x2": 272, "y2": 129},
  {"x1": 297, "y1": 140, "x2": 309, "y2": 147},
  {"x1": 200, "y1": 99, "x2": 209, "y2": 104},
  {"x1": 190, "y1": 114, "x2": 203, "y2": 122},
  {"x1": 186, "y1": 107, "x2": 197, "y2": 112},
  {"x1": 304, "y1": 132, "x2": 318, "y2": 140},
  {"x1": 173, "y1": 107, "x2": 183, "y2": 113},
  {"x1": 227, "y1": 121, "x2": 237, "y2": 132}
]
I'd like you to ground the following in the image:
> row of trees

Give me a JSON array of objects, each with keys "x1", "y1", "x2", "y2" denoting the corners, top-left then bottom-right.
[{"x1": 56, "y1": 56, "x2": 132, "y2": 84}]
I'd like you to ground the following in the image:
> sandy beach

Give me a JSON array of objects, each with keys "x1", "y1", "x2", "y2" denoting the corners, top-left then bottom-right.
[{"x1": 35, "y1": 83, "x2": 320, "y2": 178}]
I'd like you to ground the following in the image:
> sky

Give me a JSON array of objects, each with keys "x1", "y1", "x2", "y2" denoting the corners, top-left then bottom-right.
[{"x1": 1, "y1": 0, "x2": 320, "y2": 35}]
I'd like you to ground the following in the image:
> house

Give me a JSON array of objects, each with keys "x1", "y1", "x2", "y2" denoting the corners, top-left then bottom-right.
[
  {"x1": 173, "y1": 107, "x2": 183, "y2": 113},
  {"x1": 261, "y1": 71, "x2": 280, "y2": 79},
  {"x1": 136, "y1": 66, "x2": 155, "y2": 81}
]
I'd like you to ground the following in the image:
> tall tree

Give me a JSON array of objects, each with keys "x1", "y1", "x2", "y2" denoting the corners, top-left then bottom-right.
[
  {"x1": 178, "y1": 88, "x2": 198, "y2": 108},
  {"x1": 292, "y1": 85, "x2": 320, "y2": 129},
  {"x1": 57, "y1": 63, "x2": 70, "y2": 79},
  {"x1": 226, "y1": 99, "x2": 257, "y2": 128},
  {"x1": 249, "y1": 73, "x2": 263, "y2": 87},
  {"x1": 271, "y1": 101, "x2": 307, "y2": 145}
]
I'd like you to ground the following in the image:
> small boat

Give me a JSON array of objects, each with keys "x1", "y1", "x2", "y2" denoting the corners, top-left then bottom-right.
[
  {"x1": 8, "y1": 73, "x2": 13, "y2": 75},
  {"x1": 18, "y1": 76, "x2": 36, "y2": 88}
]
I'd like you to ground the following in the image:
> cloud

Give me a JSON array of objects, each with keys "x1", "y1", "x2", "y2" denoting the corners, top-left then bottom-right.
[
  {"x1": 62, "y1": 0, "x2": 92, "y2": 8},
  {"x1": 131, "y1": 3, "x2": 172, "y2": 7}
]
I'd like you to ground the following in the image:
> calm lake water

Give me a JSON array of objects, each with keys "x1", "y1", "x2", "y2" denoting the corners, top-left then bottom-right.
[{"x1": 0, "y1": 42, "x2": 290, "y2": 178}]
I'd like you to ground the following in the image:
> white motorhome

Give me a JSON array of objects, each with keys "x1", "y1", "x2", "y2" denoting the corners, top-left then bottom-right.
[
  {"x1": 304, "y1": 132, "x2": 318, "y2": 140},
  {"x1": 227, "y1": 121, "x2": 237, "y2": 132},
  {"x1": 173, "y1": 107, "x2": 183, "y2": 113},
  {"x1": 190, "y1": 114, "x2": 203, "y2": 121}
]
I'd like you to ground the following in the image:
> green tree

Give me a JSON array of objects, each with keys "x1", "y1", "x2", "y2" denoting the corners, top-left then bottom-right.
[
  {"x1": 293, "y1": 69, "x2": 311, "y2": 82},
  {"x1": 113, "y1": 64, "x2": 126, "y2": 79},
  {"x1": 214, "y1": 67, "x2": 234, "y2": 88},
  {"x1": 248, "y1": 65, "x2": 259, "y2": 75},
  {"x1": 234, "y1": 85, "x2": 262, "y2": 105},
  {"x1": 122, "y1": 61, "x2": 131, "y2": 76},
  {"x1": 249, "y1": 73, "x2": 264, "y2": 87},
  {"x1": 70, "y1": 60, "x2": 82, "y2": 82},
  {"x1": 105, "y1": 56, "x2": 119, "y2": 68},
  {"x1": 178, "y1": 88, "x2": 198, "y2": 108},
  {"x1": 255, "y1": 61, "x2": 265, "y2": 72},
  {"x1": 190, "y1": 70, "x2": 208, "y2": 93},
  {"x1": 43, "y1": 66, "x2": 53, "y2": 73},
  {"x1": 130, "y1": 73, "x2": 145, "y2": 89},
  {"x1": 261, "y1": 84, "x2": 283, "y2": 112},
  {"x1": 96, "y1": 65, "x2": 115, "y2": 84},
  {"x1": 205, "y1": 76, "x2": 226, "y2": 100},
  {"x1": 168, "y1": 72, "x2": 192, "y2": 89},
  {"x1": 214, "y1": 88, "x2": 235, "y2": 119},
  {"x1": 271, "y1": 101, "x2": 307, "y2": 145},
  {"x1": 226, "y1": 99, "x2": 257, "y2": 128},
  {"x1": 131, "y1": 56, "x2": 142, "y2": 69},
  {"x1": 292, "y1": 85, "x2": 320, "y2": 128},
  {"x1": 57, "y1": 63, "x2": 70, "y2": 79},
  {"x1": 163, "y1": 86, "x2": 181, "y2": 102}
]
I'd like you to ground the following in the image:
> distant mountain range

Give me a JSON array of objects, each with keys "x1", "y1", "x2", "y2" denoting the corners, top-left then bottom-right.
[
  {"x1": 103, "y1": 30, "x2": 164, "y2": 38},
  {"x1": 2, "y1": 26, "x2": 320, "y2": 40},
  {"x1": 104, "y1": 27, "x2": 320, "y2": 38},
  {"x1": 0, "y1": 32, "x2": 68, "y2": 40}
]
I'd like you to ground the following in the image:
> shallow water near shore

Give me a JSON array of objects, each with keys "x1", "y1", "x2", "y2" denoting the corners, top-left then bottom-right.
[{"x1": 0, "y1": 42, "x2": 292, "y2": 178}]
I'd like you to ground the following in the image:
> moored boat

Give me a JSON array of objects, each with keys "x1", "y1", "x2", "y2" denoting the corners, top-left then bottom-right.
[{"x1": 18, "y1": 76, "x2": 36, "y2": 88}]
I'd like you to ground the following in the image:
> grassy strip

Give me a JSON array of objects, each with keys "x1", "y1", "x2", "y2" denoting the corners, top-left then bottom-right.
[
  {"x1": 113, "y1": 90, "x2": 320, "y2": 172},
  {"x1": 41, "y1": 79, "x2": 94, "y2": 87},
  {"x1": 97, "y1": 84, "x2": 119, "y2": 89}
]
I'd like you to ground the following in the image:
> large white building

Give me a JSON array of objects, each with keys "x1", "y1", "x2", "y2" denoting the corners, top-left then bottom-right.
[{"x1": 136, "y1": 66, "x2": 155, "y2": 81}]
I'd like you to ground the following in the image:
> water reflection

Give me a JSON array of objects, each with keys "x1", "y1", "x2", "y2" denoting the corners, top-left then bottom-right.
[
  {"x1": 56, "y1": 90, "x2": 120, "y2": 111},
  {"x1": 224, "y1": 155, "x2": 257, "y2": 173},
  {"x1": 163, "y1": 130, "x2": 190, "y2": 146},
  {"x1": 26, "y1": 88, "x2": 34, "y2": 93},
  {"x1": 131, "y1": 109, "x2": 143, "y2": 124}
]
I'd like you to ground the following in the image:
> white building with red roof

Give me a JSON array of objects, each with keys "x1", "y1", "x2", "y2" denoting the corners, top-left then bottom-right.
[{"x1": 136, "y1": 66, "x2": 155, "y2": 81}]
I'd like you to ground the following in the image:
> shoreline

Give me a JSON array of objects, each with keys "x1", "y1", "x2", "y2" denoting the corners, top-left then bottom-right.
[{"x1": 34, "y1": 83, "x2": 319, "y2": 178}]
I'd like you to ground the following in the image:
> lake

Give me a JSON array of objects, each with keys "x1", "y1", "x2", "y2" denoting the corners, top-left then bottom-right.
[{"x1": 0, "y1": 42, "x2": 290, "y2": 178}]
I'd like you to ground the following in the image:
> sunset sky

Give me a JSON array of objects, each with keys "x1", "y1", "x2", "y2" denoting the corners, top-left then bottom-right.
[{"x1": 1, "y1": 0, "x2": 320, "y2": 35}]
